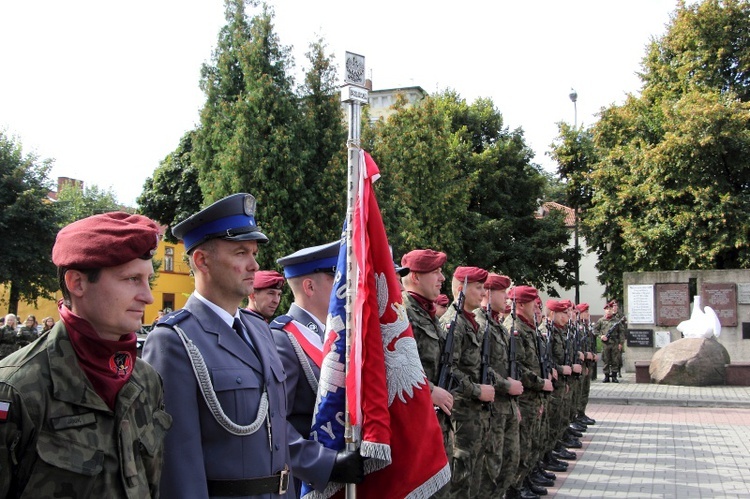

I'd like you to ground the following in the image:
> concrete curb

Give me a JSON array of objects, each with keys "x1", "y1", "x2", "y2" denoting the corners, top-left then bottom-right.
[{"x1": 590, "y1": 396, "x2": 750, "y2": 409}]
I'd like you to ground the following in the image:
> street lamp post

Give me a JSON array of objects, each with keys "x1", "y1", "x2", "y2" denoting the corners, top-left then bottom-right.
[{"x1": 569, "y1": 88, "x2": 580, "y2": 304}]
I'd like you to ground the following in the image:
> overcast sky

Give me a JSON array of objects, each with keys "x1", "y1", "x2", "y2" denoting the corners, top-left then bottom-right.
[{"x1": 0, "y1": 0, "x2": 683, "y2": 206}]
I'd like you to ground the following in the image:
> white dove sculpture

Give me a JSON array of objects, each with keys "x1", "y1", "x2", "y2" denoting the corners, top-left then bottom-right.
[{"x1": 677, "y1": 295, "x2": 722, "y2": 338}]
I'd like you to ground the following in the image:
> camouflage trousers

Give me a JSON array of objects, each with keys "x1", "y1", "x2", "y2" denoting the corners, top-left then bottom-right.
[
  {"x1": 601, "y1": 343, "x2": 622, "y2": 374},
  {"x1": 578, "y1": 362, "x2": 593, "y2": 414},
  {"x1": 432, "y1": 413, "x2": 455, "y2": 499},
  {"x1": 546, "y1": 386, "x2": 567, "y2": 450},
  {"x1": 477, "y1": 399, "x2": 520, "y2": 497},
  {"x1": 449, "y1": 405, "x2": 491, "y2": 498},
  {"x1": 512, "y1": 393, "x2": 543, "y2": 489}
]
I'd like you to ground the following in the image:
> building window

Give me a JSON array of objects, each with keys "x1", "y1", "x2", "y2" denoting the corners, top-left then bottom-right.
[{"x1": 164, "y1": 247, "x2": 174, "y2": 272}]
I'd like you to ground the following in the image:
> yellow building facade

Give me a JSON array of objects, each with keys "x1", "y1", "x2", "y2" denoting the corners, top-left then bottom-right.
[{"x1": 2, "y1": 239, "x2": 195, "y2": 328}]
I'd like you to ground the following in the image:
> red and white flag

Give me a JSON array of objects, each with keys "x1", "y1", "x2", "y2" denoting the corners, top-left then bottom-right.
[{"x1": 304, "y1": 151, "x2": 450, "y2": 499}]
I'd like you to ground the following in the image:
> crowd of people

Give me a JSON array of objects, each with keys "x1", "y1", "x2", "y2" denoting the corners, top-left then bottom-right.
[
  {"x1": 0, "y1": 191, "x2": 628, "y2": 498},
  {"x1": 0, "y1": 314, "x2": 57, "y2": 360}
]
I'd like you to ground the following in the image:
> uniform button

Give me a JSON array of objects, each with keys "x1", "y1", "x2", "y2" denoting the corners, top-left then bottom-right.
[
  {"x1": 236, "y1": 377, "x2": 242, "y2": 384},
  {"x1": 275, "y1": 444, "x2": 280, "y2": 450}
]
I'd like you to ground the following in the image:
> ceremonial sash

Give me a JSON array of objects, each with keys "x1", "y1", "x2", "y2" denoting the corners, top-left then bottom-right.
[{"x1": 282, "y1": 321, "x2": 323, "y2": 368}]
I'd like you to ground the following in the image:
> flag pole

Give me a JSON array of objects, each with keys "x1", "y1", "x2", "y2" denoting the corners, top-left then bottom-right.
[{"x1": 341, "y1": 51, "x2": 368, "y2": 499}]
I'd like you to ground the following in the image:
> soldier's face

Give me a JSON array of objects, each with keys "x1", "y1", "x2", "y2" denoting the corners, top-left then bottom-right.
[
  {"x1": 70, "y1": 258, "x2": 154, "y2": 340},
  {"x1": 488, "y1": 288, "x2": 507, "y2": 311},
  {"x1": 251, "y1": 288, "x2": 282, "y2": 320},
  {"x1": 413, "y1": 268, "x2": 444, "y2": 301},
  {"x1": 463, "y1": 281, "x2": 486, "y2": 311}
]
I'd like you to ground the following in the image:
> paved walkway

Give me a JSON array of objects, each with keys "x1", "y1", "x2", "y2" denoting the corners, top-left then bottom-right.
[{"x1": 549, "y1": 373, "x2": 750, "y2": 498}]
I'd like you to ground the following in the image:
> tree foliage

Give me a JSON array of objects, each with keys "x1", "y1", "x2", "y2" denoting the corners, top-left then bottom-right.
[
  {"x1": 364, "y1": 91, "x2": 575, "y2": 292},
  {"x1": 0, "y1": 132, "x2": 61, "y2": 314},
  {"x1": 137, "y1": 131, "x2": 203, "y2": 242},
  {"x1": 56, "y1": 183, "x2": 122, "y2": 226},
  {"x1": 552, "y1": 0, "x2": 750, "y2": 301}
]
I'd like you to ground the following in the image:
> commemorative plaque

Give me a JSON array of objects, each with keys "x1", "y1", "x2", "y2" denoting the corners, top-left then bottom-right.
[
  {"x1": 701, "y1": 282, "x2": 737, "y2": 327},
  {"x1": 655, "y1": 283, "x2": 690, "y2": 326},
  {"x1": 627, "y1": 329, "x2": 654, "y2": 347}
]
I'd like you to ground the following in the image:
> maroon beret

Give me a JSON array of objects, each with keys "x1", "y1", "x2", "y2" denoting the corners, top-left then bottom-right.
[
  {"x1": 605, "y1": 299, "x2": 617, "y2": 309},
  {"x1": 484, "y1": 273, "x2": 511, "y2": 290},
  {"x1": 559, "y1": 299, "x2": 574, "y2": 310},
  {"x1": 253, "y1": 270, "x2": 285, "y2": 290},
  {"x1": 507, "y1": 285, "x2": 539, "y2": 304},
  {"x1": 52, "y1": 212, "x2": 160, "y2": 268},
  {"x1": 453, "y1": 266, "x2": 488, "y2": 283},
  {"x1": 435, "y1": 294, "x2": 450, "y2": 307},
  {"x1": 401, "y1": 249, "x2": 447, "y2": 273},
  {"x1": 546, "y1": 299, "x2": 568, "y2": 312},
  {"x1": 576, "y1": 303, "x2": 590, "y2": 312}
]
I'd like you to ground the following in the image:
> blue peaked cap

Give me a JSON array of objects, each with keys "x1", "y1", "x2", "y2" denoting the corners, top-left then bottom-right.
[
  {"x1": 172, "y1": 193, "x2": 269, "y2": 253},
  {"x1": 277, "y1": 241, "x2": 340, "y2": 278}
]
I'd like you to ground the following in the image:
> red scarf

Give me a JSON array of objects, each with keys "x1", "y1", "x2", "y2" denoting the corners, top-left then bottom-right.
[
  {"x1": 408, "y1": 291, "x2": 437, "y2": 319},
  {"x1": 464, "y1": 309, "x2": 479, "y2": 332},
  {"x1": 59, "y1": 303, "x2": 137, "y2": 411}
]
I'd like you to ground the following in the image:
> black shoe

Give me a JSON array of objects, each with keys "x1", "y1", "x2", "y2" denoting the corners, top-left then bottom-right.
[
  {"x1": 611, "y1": 373, "x2": 619, "y2": 383},
  {"x1": 543, "y1": 461, "x2": 568, "y2": 472},
  {"x1": 552, "y1": 447, "x2": 577, "y2": 460},
  {"x1": 518, "y1": 487, "x2": 540, "y2": 499},
  {"x1": 567, "y1": 427, "x2": 583, "y2": 438},
  {"x1": 563, "y1": 437, "x2": 582, "y2": 449},
  {"x1": 530, "y1": 473, "x2": 554, "y2": 488},
  {"x1": 603, "y1": 374, "x2": 610, "y2": 383},
  {"x1": 577, "y1": 415, "x2": 596, "y2": 425},
  {"x1": 570, "y1": 421, "x2": 587, "y2": 432},
  {"x1": 527, "y1": 482, "x2": 548, "y2": 496},
  {"x1": 536, "y1": 464, "x2": 556, "y2": 481}
]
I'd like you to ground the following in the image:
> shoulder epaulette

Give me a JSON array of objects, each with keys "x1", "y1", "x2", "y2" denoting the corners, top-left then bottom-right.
[
  {"x1": 239, "y1": 308, "x2": 267, "y2": 322},
  {"x1": 269, "y1": 314, "x2": 293, "y2": 330},
  {"x1": 158, "y1": 309, "x2": 191, "y2": 327}
]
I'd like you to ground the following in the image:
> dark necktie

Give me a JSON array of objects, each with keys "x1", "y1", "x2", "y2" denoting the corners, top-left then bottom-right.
[{"x1": 233, "y1": 317, "x2": 257, "y2": 355}]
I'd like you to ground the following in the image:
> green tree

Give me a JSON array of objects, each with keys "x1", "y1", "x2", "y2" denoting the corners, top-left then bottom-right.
[
  {"x1": 56, "y1": 183, "x2": 122, "y2": 226},
  {"x1": 295, "y1": 37, "x2": 347, "y2": 244},
  {"x1": 552, "y1": 0, "x2": 750, "y2": 301},
  {"x1": 194, "y1": 0, "x2": 304, "y2": 268},
  {"x1": 137, "y1": 130, "x2": 203, "y2": 242},
  {"x1": 0, "y1": 132, "x2": 61, "y2": 314}
]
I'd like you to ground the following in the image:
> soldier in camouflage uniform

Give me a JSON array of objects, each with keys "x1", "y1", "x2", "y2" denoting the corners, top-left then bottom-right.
[
  {"x1": 474, "y1": 274, "x2": 524, "y2": 498},
  {"x1": 594, "y1": 300, "x2": 627, "y2": 382},
  {"x1": 504, "y1": 286, "x2": 554, "y2": 499},
  {"x1": 0, "y1": 212, "x2": 172, "y2": 498},
  {"x1": 574, "y1": 303, "x2": 596, "y2": 426},
  {"x1": 401, "y1": 249, "x2": 453, "y2": 498},
  {"x1": 440, "y1": 266, "x2": 494, "y2": 499}
]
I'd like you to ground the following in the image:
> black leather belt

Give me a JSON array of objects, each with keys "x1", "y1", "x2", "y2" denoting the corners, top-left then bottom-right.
[{"x1": 207, "y1": 466, "x2": 290, "y2": 496}]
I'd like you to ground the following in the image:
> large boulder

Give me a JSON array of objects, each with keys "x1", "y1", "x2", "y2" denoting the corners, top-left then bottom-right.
[{"x1": 649, "y1": 337, "x2": 730, "y2": 386}]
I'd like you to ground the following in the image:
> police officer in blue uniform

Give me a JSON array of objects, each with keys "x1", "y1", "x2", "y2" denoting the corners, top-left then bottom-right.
[
  {"x1": 143, "y1": 194, "x2": 361, "y2": 498},
  {"x1": 270, "y1": 241, "x2": 345, "y2": 497}
]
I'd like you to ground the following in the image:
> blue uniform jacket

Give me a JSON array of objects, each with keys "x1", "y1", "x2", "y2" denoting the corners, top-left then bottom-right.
[{"x1": 143, "y1": 294, "x2": 297, "y2": 498}]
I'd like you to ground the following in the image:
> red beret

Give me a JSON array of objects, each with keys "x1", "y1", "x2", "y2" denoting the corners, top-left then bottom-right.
[
  {"x1": 576, "y1": 303, "x2": 590, "y2": 312},
  {"x1": 546, "y1": 299, "x2": 568, "y2": 312},
  {"x1": 559, "y1": 299, "x2": 574, "y2": 310},
  {"x1": 454, "y1": 266, "x2": 488, "y2": 283},
  {"x1": 484, "y1": 273, "x2": 511, "y2": 290},
  {"x1": 52, "y1": 212, "x2": 160, "y2": 268},
  {"x1": 435, "y1": 294, "x2": 450, "y2": 307},
  {"x1": 401, "y1": 249, "x2": 447, "y2": 273},
  {"x1": 507, "y1": 285, "x2": 539, "y2": 304},
  {"x1": 253, "y1": 270, "x2": 285, "y2": 290},
  {"x1": 605, "y1": 299, "x2": 617, "y2": 309}
]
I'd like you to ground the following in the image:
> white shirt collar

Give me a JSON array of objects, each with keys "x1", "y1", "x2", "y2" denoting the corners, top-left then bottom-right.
[{"x1": 193, "y1": 291, "x2": 240, "y2": 328}]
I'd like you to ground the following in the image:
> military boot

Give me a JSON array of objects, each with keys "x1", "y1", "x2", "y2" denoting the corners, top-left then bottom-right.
[
  {"x1": 611, "y1": 372, "x2": 619, "y2": 383},
  {"x1": 603, "y1": 373, "x2": 610, "y2": 383}
]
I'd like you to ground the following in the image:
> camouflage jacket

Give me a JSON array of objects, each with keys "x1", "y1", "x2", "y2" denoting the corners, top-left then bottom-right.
[
  {"x1": 503, "y1": 315, "x2": 545, "y2": 392},
  {"x1": 15, "y1": 327, "x2": 38, "y2": 348},
  {"x1": 403, "y1": 292, "x2": 444, "y2": 387},
  {"x1": 440, "y1": 303, "x2": 483, "y2": 409},
  {"x1": 474, "y1": 308, "x2": 514, "y2": 414},
  {"x1": 594, "y1": 315, "x2": 626, "y2": 345},
  {"x1": 0, "y1": 322, "x2": 172, "y2": 498}
]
